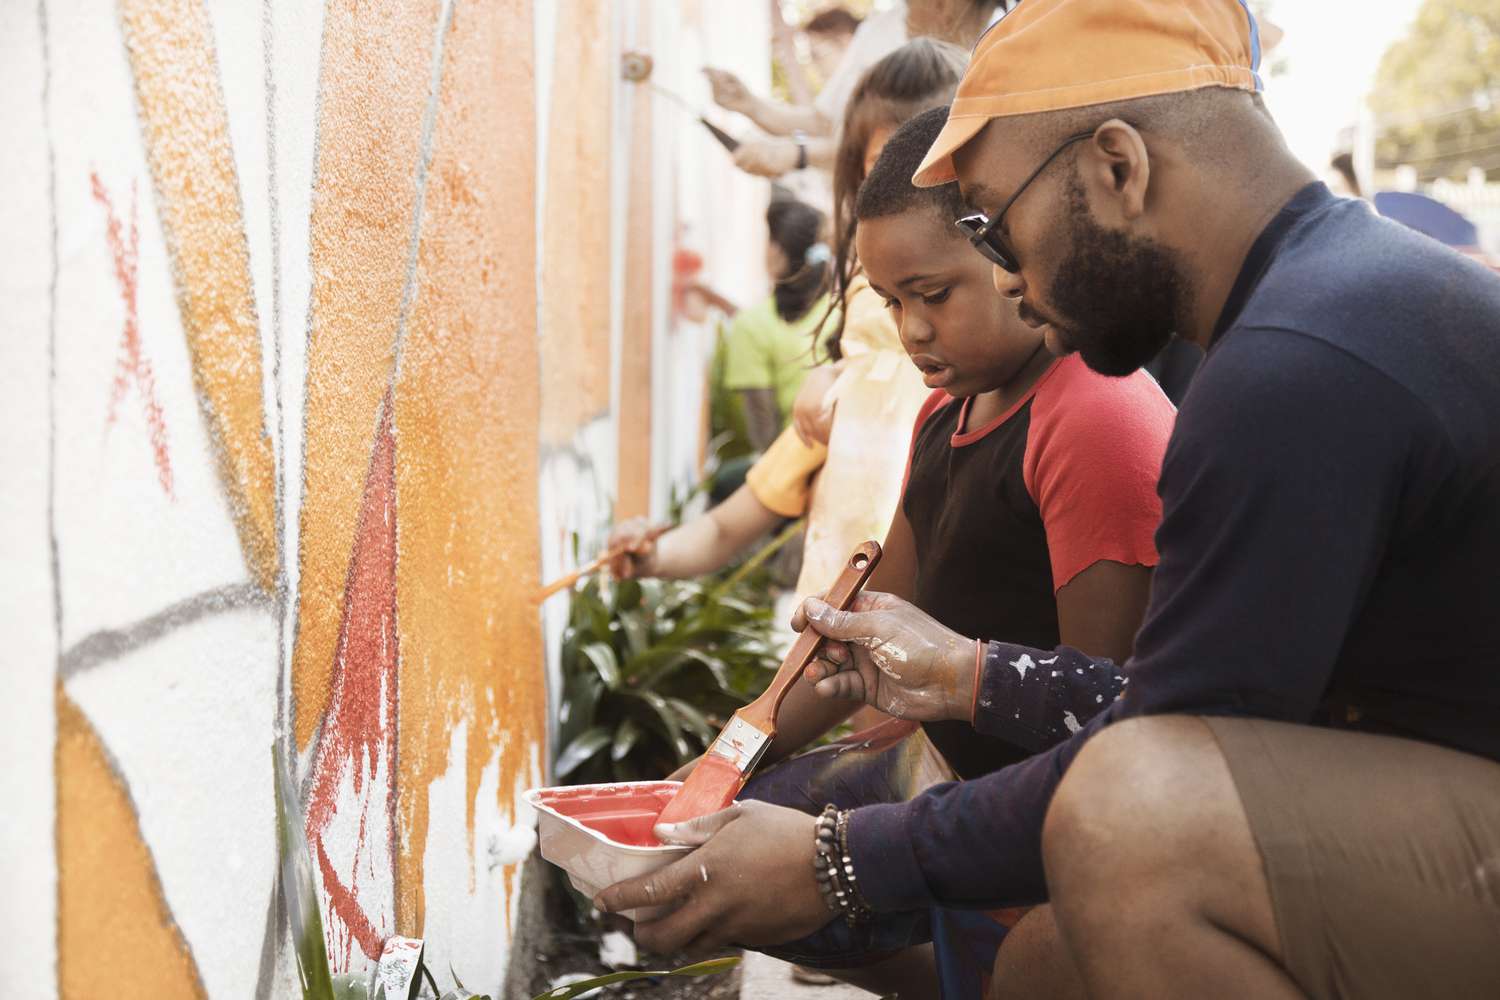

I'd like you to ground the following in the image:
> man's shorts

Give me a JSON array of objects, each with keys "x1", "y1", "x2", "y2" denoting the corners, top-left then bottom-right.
[{"x1": 1204, "y1": 716, "x2": 1500, "y2": 999}]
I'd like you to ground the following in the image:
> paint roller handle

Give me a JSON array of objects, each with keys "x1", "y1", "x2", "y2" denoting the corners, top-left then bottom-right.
[
  {"x1": 739, "y1": 540, "x2": 882, "y2": 731},
  {"x1": 699, "y1": 118, "x2": 740, "y2": 152}
]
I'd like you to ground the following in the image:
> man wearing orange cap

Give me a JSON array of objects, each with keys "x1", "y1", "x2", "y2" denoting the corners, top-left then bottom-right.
[{"x1": 599, "y1": 3, "x2": 1500, "y2": 996}]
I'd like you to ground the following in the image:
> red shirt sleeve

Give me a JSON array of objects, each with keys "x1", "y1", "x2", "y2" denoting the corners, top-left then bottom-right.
[
  {"x1": 900, "y1": 388, "x2": 959, "y2": 496},
  {"x1": 1022, "y1": 356, "x2": 1175, "y2": 591}
]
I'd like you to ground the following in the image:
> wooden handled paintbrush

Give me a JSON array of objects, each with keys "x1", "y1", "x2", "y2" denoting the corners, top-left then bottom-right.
[
  {"x1": 533, "y1": 524, "x2": 671, "y2": 604},
  {"x1": 656, "y1": 540, "x2": 882, "y2": 826}
]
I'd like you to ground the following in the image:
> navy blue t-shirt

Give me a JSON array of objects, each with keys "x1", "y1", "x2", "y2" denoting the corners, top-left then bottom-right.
[{"x1": 850, "y1": 183, "x2": 1500, "y2": 911}]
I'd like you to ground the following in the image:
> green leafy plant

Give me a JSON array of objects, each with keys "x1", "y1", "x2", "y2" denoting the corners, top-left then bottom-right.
[
  {"x1": 531, "y1": 957, "x2": 741, "y2": 1000},
  {"x1": 554, "y1": 521, "x2": 801, "y2": 784}
]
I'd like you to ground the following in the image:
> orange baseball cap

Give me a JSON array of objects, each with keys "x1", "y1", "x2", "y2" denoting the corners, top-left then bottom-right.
[{"x1": 914, "y1": 0, "x2": 1264, "y2": 187}]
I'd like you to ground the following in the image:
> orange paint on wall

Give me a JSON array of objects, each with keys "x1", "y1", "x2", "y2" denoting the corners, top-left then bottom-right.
[
  {"x1": 392, "y1": 0, "x2": 544, "y2": 933},
  {"x1": 118, "y1": 0, "x2": 277, "y2": 593},
  {"x1": 56, "y1": 687, "x2": 207, "y2": 999},
  {"x1": 616, "y1": 0, "x2": 655, "y2": 519},
  {"x1": 292, "y1": 0, "x2": 441, "y2": 750},
  {"x1": 540, "y1": 0, "x2": 614, "y2": 446}
]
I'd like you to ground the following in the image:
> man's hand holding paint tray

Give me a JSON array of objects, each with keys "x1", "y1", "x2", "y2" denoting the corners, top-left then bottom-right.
[
  {"x1": 595, "y1": 799, "x2": 832, "y2": 953},
  {"x1": 652, "y1": 541, "x2": 884, "y2": 826}
]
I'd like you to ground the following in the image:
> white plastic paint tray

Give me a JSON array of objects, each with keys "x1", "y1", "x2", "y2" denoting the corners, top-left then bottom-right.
[{"x1": 525, "y1": 781, "x2": 691, "y2": 920}]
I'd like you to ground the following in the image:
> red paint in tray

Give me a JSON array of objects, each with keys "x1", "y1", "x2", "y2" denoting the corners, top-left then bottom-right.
[{"x1": 534, "y1": 783, "x2": 680, "y2": 847}]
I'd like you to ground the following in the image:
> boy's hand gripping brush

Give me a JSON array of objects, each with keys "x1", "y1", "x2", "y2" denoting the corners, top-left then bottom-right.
[{"x1": 655, "y1": 540, "x2": 882, "y2": 826}]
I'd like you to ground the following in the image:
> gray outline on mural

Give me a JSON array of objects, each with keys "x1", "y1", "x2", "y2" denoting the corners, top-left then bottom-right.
[
  {"x1": 58, "y1": 582, "x2": 271, "y2": 680},
  {"x1": 41, "y1": 0, "x2": 61, "y2": 984},
  {"x1": 389, "y1": 0, "x2": 456, "y2": 386},
  {"x1": 259, "y1": 10, "x2": 293, "y2": 990},
  {"x1": 41, "y1": 0, "x2": 61, "y2": 655}
]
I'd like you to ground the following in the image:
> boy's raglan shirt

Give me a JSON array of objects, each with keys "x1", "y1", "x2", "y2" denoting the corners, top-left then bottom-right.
[
  {"x1": 846, "y1": 184, "x2": 1500, "y2": 912},
  {"x1": 901, "y1": 354, "x2": 1174, "y2": 779}
]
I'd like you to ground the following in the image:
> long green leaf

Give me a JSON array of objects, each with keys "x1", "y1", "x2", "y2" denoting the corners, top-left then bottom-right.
[
  {"x1": 666, "y1": 697, "x2": 716, "y2": 744},
  {"x1": 557, "y1": 673, "x2": 602, "y2": 749},
  {"x1": 619, "y1": 611, "x2": 651, "y2": 657},
  {"x1": 274, "y1": 741, "x2": 336, "y2": 1000},
  {"x1": 555, "y1": 727, "x2": 611, "y2": 778},
  {"x1": 612, "y1": 577, "x2": 644, "y2": 610},
  {"x1": 610, "y1": 718, "x2": 643, "y2": 762},
  {"x1": 579, "y1": 642, "x2": 621, "y2": 690},
  {"x1": 708, "y1": 518, "x2": 804, "y2": 599},
  {"x1": 531, "y1": 957, "x2": 741, "y2": 1000},
  {"x1": 625, "y1": 690, "x2": 692, "y2": 760}
]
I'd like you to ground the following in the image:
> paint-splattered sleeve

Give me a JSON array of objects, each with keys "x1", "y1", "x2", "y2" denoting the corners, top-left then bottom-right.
[{"x1": 970, "y1": 643, "x2": 1125, "y2": 752}]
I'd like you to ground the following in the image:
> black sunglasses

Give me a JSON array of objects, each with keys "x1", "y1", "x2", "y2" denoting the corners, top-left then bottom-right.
[{"x1": 956, "y1": 131, "x2": 1095, "y2": 273}]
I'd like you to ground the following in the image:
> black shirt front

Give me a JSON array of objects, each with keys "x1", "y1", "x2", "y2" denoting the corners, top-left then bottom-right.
[{"x1": 906, "y1": 392, "x2": 1055, "y2": 780}]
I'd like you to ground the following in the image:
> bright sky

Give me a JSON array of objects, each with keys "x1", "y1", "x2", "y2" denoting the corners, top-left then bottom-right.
[
  {"x1": 841, "y1": 0, "x2": 1423, "y2": 173},
  {"x1": 1259, "y1": 0, "x2": 1421, "y2": 171}
]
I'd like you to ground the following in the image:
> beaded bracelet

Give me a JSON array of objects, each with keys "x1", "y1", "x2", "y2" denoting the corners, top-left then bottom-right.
[
  {"x1": 812, "y1": 805, "x2": 844, "y2": 916},
  {"x1": 813, "y1": 804, "x2": 875, "y2": 925},
  {"x1": 834, "y1": 808, "x2": 874, "y2": 922}
]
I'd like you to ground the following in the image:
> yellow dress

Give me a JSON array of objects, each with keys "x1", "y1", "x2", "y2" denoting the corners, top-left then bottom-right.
[{"x1": 794, "y1": 275, "x2": 928, "y2": 600}]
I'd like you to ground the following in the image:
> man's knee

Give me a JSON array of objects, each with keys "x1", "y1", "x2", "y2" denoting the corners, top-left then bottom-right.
[
  {"x1": 990, "y1": 906, "x2": 1086, "y2": 1000},
  {"x1": 1042, "y1": 715, "x2": 1225, "y2": 889}
]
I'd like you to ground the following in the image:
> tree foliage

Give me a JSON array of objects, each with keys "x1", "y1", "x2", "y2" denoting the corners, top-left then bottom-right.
[{"x1": 1370, "y1": 0, "x2": 1500, "y2": 179}]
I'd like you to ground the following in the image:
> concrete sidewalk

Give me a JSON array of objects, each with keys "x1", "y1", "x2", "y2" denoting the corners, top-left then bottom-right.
[{"x1": 738, "y1": 951, "x2": 876, "y2": 999}]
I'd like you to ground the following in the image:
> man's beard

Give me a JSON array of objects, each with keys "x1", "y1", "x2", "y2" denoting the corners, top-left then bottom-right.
[{"x1": 1043, "y1": 173, "x2": 1187, "y2": 376}]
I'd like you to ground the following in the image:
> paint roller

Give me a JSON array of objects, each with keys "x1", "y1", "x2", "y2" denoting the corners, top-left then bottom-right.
[{"x1": 620, "y1": 51, "x2": 740, "y2": 152}]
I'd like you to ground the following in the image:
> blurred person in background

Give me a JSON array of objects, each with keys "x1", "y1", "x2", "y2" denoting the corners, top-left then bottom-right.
[
  {"x1": 705, "y1": 198, "x2": 835, "y2": 457},
  {"x1": 804, "y1": 7, "x2": 862, "y2": 81},
  {"x1": 706, "y1": 1, "x2": 1010, "y2": 179}
]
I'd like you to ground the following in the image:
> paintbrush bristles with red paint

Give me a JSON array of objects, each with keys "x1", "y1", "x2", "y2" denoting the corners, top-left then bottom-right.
[{"x1": 656, "y1": 541, "x2": 883, "y2": 827}]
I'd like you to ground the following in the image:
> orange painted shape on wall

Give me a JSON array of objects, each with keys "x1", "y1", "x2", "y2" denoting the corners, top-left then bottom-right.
[
  {"x1": 56, "y1": 687, "x2": 207, "y2": 999},
  {"x1": 118, "y1": 0, "x2": 277, "y2": 592},
  {"x1": 540, "y1": 0, "x2": 614, "y2": 445},
  {"x1": 392, "y1": 0, "x2": 545, "y2": 934},
  {"x1": 293, "y1": 0, "x2": 442, "y2": 750},
  {"x1": 616, "y1": 0, "x2": 655, "y2": 519}
]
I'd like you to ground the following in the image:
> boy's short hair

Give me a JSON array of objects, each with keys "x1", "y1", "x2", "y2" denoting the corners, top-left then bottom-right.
[{"x1": 855, "y1": 106, "x2": 971, "y2": 228}]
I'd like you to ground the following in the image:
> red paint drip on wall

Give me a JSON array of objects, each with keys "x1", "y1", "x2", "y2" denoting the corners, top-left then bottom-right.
[
  {"x1": 91, "y1": 171, "x2": 174, "y2": 498},
  {"x1": 304, "y1": 392, "x2": 400, "y2": 965}
]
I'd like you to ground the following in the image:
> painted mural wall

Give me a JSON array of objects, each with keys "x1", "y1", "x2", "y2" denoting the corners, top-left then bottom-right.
[{"x1": 1, "y1": 0, "x2": 767, "y2": 996}]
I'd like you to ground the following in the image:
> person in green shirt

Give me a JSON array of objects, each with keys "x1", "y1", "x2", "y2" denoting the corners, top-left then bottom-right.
[{"x1": 716, "y1": 198, "x2": 837, "y2": 452}]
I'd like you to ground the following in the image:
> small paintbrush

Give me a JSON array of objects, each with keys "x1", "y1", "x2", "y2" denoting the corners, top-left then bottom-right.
[
  {"x1": 534, "y1": 524, "x2": 671, "y2": 604},
  {"x1": 656, "y1": 540, "x2": 882, "y2": 826}
]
